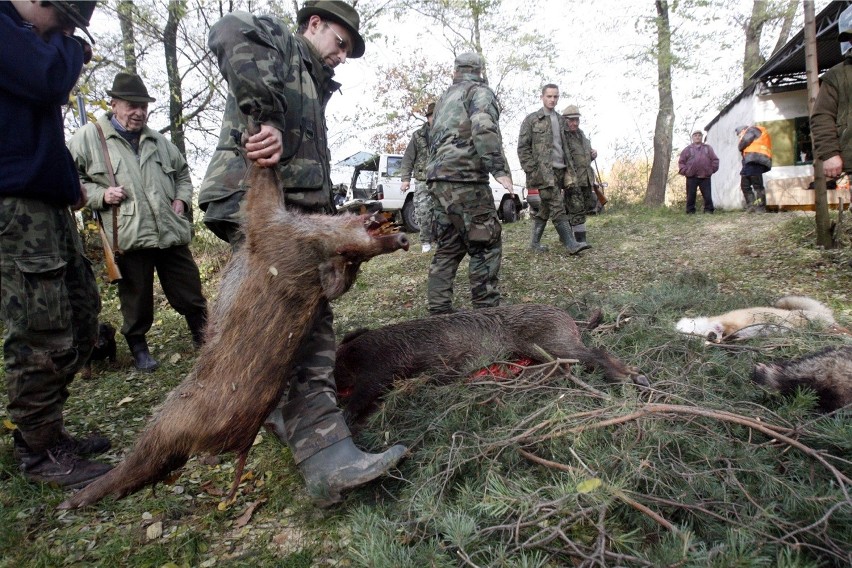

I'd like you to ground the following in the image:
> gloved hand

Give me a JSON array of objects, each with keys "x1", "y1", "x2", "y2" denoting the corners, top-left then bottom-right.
[{"x1": 73, "y1": 35, "x2": 93, "y2": 65}]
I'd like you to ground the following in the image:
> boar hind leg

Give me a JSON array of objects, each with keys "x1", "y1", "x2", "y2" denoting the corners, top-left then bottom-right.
[{"x1": 576, "y1": 347, "x2": 649, "y2": 388}]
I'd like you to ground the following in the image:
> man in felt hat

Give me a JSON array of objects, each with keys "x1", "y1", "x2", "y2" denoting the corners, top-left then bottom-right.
[
  {"x1": 518, "y1": 85, "x2": 589, "y2": 255},
  {"x1": 1, "y1": 0, "x2": 112, "y2": 489},
  {"x1": 199, "y1": 1, "x2": 406, "y2": 507},
  {"x1": 68, "y1": 72, "x2": 208, "y2": 371},
  {"x1": 425, "y1": 52, "x2": 513, "y2": 315},
  {"x1": 400, "y1": 101, "x2": 439, "y2": 252},
  {"x1": 561, "y1": 104, "x2": 599, "y2": 245}
]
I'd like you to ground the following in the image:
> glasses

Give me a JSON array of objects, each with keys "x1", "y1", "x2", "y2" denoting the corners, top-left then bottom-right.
[{"x1": 324, "y1": 23, "x2": 349, "y2": 56}]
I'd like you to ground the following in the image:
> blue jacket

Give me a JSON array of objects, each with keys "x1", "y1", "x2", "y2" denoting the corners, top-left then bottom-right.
[{"x1": 0, "y1": 2, "x2": 85, "y2": 206}]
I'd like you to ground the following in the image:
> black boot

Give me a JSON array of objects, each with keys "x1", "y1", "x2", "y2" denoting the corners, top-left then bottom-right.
[
  {"x1": 185, "y1": 311, "x2": 207, "y2": 348},
  {"x1": 574, "y1": 231, "x2": 591, "y2": 248},
  {"x1": 298, "y1": 437, "x2": 408, "y2": 507},
  {"x1": 126, "y1": 336, "x2": 159, "y2": 372},
  {"x1": 554, "y1": 220, "x2": 591, "y2": 255},
  {"x1": 754, "y1": 190, "x2": 767, "y2": 213},
  {"x1": 13, "y1": 431, "x2": 112, "y2": 489},
  {"x1": 529, "y1": 218, "x2": 549, "y2": 252}
]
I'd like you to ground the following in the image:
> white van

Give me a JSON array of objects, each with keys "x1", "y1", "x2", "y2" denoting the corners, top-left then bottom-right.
[{"x1": 337, "y1": 151, "x2": 526, "y2": 232}]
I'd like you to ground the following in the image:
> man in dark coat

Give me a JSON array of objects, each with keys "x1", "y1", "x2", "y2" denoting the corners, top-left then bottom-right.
[{"x1": 677, "y1": 131, "x2": 719, "y2": 214}]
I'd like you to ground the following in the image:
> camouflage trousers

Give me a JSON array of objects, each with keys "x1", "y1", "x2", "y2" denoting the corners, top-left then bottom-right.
[
  {"x1": 0, "y1": 197, "x2": 100, "y2": 451},
  {"x1": 533, "y1": 168, "x2": 569, "y2": 225},
  {"x1": 564, "y1": 184, "x2": 594, "y2": 227},
  {"x1": 217, "y1": 215, "x2": 349, "y2": 465},
  {"x1": 413, "y1": 180, "x2": 438, "y2": 244},
  {"x1": 427, "y1": 181, "x2": 502, "y2": 314}
]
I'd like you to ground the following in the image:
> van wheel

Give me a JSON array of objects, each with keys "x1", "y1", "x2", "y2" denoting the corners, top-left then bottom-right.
[
  {"x1": 501, "y1": 198, "x2": 518, "y2": 223},
  {"x1": 402, "y1": 199, "x2": 419, "y2": 233}
]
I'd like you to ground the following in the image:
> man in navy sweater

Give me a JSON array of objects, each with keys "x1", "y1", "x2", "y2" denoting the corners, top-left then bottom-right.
[{"x1": 0, "y1": 1, "x2": 112, "y2": 489}]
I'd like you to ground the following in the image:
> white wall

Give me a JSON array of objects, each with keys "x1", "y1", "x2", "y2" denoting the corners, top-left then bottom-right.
[{"x1": 705, "y1": 87, "x2": 814, "y2": 210}]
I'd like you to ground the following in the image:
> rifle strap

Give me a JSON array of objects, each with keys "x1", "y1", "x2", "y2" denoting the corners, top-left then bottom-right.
[{"x1": 94, "y1": 123, "x2": 122, "y2": 256}]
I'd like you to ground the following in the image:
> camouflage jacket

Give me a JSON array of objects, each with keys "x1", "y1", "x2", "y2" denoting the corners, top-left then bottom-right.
[
  {"x1": 517, "y1": 108, "x2": 571, "y2": 189},
  {"x1": 199, "y1": 11, "x2": 340, "y2": 240},
  {"x1": 399, "y1": 122, "x2": 430, "y2": 182},
  {"x1": 426, "y1": 72, "x2": 509, "y2": 183},
  {"x1": 68, "y1": 113, "x2": 194, "y2": 252},
  {"x1": 811, "y1": 59, "x2": 852, "y2": 166},
  {"x1": 563, "y1": 128, "x2": 595, "y2": 187}
]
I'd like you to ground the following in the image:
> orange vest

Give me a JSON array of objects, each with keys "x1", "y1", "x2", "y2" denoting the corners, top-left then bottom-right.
[{"x1": 739, "y1": 126, "x2": 772, "y2": 159}]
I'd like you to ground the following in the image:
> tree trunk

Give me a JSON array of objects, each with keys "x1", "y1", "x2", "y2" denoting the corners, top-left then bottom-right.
[
  {"x1": 771, "y1": 0, "x2": 799, "y2": 55},
  {"x1": 164, "y1": 0, "x2": 186, "y2": 156},
  {"x1": 117, "y1": 0, "x2": 137, "y2": 73},
  {"x1": 645, "y1": 0, "x2": 674, "y2": 207},
  {"x1": 742, "y1": 0, "x2": 767, "y2": 87}
]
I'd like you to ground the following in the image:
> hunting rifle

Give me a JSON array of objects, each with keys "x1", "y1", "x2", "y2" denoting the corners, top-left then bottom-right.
[
  {"x1": 592, "y1": 159, "x2": 608, "y2": 207},
  {"x1": 76, "y1": 94, "x2": 122, "y2": 283}
]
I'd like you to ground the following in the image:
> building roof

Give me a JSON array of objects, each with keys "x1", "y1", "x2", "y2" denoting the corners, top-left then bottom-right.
[
  {"x1": 750, "y1": 0, "x2": 851, "y2": 87},
  {"x1": 706, "y1": 1, "x2": 850, "y2": 131}
]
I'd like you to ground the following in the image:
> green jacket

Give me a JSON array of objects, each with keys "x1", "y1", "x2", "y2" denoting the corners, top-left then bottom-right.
[
  {"x1": 563, "y1": 128, "x2": 595, "y2": 187},
  {"x1": 399, "y1": 122, "x2": 430, "y2": 182},
  {"x1": 811, "y1": 58, "x2": 852, "y2": 166},
  {"x1": 68, "y1": 113, "x2": 193, "y2": 252},
  {"x1": 517, "y1": 108, "x2": 571, "y2": 188},
  {"x1": 426, "y1": 72, "x2": 509, "y2": 183},
  {"x1": 199, "y1": 11, "x2": 340, "y2": 240}
]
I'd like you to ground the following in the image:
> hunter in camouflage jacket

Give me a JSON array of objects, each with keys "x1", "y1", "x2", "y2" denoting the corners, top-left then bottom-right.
[
  {"x1": 517, "y1": 109, "x2": 572, "y2": 189},
  {"x1": 426, "y1": 68, "x2": 509, "y2": 183},
  {"x1": 399, "y1": 122, "x2": 431, "y2": 183},
  {"x1": 199, "y1": 11, "x2": 341, "y2": 242}
]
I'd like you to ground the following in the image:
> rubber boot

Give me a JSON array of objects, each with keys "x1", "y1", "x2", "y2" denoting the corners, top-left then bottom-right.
[
  {"x1": 185, "y1": 311, "x2": 207, "y2": 348},
  {"x1": 298, "y1": 437, "x2": 408, "y2": 507},
  {"x1": 529, "y1": 218, "x2": 549, "y2": 252},
  {"x1": 13, "y1": 429, "x2": 112, "y2": 489},
  {"x1": 743, "y1": 191, "x2": 755, "y2": 213},
  {"x1": 126, "y1": 336, "x2": 159, "y2": 372},
  {"x1": 554, "y1": 220, "x2": 591, "y2": 255},
  {"x1": 754, "y1": 189, "x2": 767, "y2": 213},
  {"x1": 574, "y1": 231, "x2": 592, "y2": 248}
]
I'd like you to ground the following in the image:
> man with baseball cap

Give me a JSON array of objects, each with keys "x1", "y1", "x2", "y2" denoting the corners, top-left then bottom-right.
[
  {"x1": 199, "y1": 1, "x2": 406, "y2": 507},
  {"x1": 1, "y1": 0, "x2": 112, "y2": 489}
]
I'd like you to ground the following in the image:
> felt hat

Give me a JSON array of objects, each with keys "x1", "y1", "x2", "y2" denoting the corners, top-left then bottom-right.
[
  {"x1": 107, "y1": 72, "x2": 156, "y2": 103},
  {"x1": 51, "y1": 1, "x2": 97, "y2": 43},
  {"x1": 297, "y1": 0, "x2": 365, "y2": 58}
]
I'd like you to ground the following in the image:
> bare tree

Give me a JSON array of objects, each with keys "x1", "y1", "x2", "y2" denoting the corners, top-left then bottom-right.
[
  {"x1": 117, "y1": 0, "x2": 138, "y2": 72},
  {"x1": 742, "y1": 0, "x2": 799, "y2": 87},
  {"x1": 645, "y1": 0, "x2": 674, "y2": 206}
]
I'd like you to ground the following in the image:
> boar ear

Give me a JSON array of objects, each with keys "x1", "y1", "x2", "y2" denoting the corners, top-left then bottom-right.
[{"x1": 318, "y1": 257, "x2": 360, "y2": 300}]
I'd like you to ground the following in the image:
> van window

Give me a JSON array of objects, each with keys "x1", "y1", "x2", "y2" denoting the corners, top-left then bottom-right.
[{"x1": 386, "y1": 156, "x2": 403, "y2": 178}]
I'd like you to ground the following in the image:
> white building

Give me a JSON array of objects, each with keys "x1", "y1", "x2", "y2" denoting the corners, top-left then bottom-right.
[{"x1": 705, "y1": 1, "x2": 851, "y2": 211}]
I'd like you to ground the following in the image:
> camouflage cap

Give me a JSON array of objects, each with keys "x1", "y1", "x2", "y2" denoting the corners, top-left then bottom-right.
[
  {"x1": 562, "y1": 104, "x2": 581, "y2": 118},
  {"x1": 454, "y1": 52, "x2": 484, "y2": 71}
]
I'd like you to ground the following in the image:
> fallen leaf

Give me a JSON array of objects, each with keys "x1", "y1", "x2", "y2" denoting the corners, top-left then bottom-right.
[
  {"x1": 234, "y1": 499, "x2": 266, "y2": 528},
  {"x1": 169, "y1": 353, "x2": 181, "y2": 364},
  {"x1": 3, "y1": 419, "x2": 16, "y2": 431},
  {"x1": 577, "y1": 477, "x2": 602, "y2": 494},
  {"x1": 117, "y1": 396, "x2": 134, "y2": 407},
  {"x1": 146, "y1": 521, "x2": 163, "y2": 540}
]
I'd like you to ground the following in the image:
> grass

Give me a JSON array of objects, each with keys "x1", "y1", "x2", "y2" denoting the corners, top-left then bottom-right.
[{"x1": 1, "y1": 204, "x2": 851, "y2": 567}]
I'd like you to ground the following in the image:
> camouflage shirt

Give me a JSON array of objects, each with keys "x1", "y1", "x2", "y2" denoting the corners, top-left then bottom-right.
[
  {"x1": 564, "y1": 128, "x2": 595, "y2": 188},
  {"x1": 399, "y1": 122, "x2": 430, "y2": 182},
  {"x1": 517, "y1": 108, "x2": 571, "y2": 189},
  {"x1": 426, "y1": 72, "x2": 509, "y2": 183},
  {"x1": 199, "y1": 11, "x2": 341, "y2": 240}
]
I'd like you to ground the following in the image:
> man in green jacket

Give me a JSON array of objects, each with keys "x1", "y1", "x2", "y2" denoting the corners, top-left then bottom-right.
[
  {"x1": 561, "y1": 104, "x2": 598, "y2": 246},
  {"x1": 517, "y1": 85, "x2": 588, "y2": 254},
  {"x1": 400, "y1": 101, "x2": 437, "y2": 252},
  {"x1": 426, "y1": 52, "x2": 513, "y2": 315},
  {"x1": 68, "y1": 72, "x2": 208, "y2": 372},
  {"x1": 811, "y1": 5, "x2": 852, "y2": 179},
  {"x1": 199, "y1": 0, "x2": 406, "y2": 507}
]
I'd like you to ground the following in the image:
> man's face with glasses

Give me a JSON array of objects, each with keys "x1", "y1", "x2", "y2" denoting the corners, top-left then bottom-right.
[{"x1": 305, "y1": 16, "x2": 353, "y2": 68}]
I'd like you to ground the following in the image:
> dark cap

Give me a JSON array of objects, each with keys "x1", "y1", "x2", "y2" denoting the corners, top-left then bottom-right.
[
  {"x1": 454, "y1": 52, "x2": 484, "y2": 71},
  {"x1": 425, "y1": 102, "x2": 436, "y2": 116},
  {"x1": 297, "y1": 0, "x2": 365, "y2": 58},
  {"x1": 107, "y1": 72, "x2": 156, "y2": 103},
  {"x1": 51, "y1": 1, "x2": 97, "y2": 43}
]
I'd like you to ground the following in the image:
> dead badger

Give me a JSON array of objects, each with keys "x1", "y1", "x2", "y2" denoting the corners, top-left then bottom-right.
[{"x1": 753, "y1": 346, "x2": 852, "y2": 412}]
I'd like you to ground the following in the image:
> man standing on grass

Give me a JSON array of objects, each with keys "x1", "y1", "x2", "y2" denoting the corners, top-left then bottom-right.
[
  {"x1": 400, "y1": 101, "x2": 438, "y2": 252},
  {"x1": 677, "y1": 131, "x2": 719, "y2": 215}
]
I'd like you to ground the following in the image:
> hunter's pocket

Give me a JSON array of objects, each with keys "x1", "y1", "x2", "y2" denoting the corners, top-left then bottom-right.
[
  {"x1": 467, "y1": 212, "x2": 501, "y2": 246},
  {"x1": 13, "y1": 256, "x2": 71, "y2": 332}
]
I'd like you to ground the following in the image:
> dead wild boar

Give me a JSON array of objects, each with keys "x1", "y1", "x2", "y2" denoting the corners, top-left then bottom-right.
[
  {"x1": 335, "y1": 304, "x2": 649, "y2": 423},
  {"x1": 58, "y1": 162, "x2": 408, "y2": 510}
]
